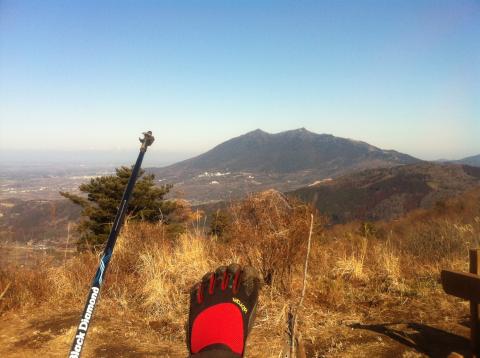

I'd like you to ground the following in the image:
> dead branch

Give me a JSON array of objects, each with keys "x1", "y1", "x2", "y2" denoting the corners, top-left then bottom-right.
[{"x1": 289, "y1": 213, "x2": 314, "y2": 357}]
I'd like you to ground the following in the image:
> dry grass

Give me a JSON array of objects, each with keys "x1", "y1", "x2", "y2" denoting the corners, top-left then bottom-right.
[
  {"x1": 227, "y1": 190, "x2": 322, "y2": 291},
  {"x1": 1, "y1": 187, "x2": 480, "y2": 356}
]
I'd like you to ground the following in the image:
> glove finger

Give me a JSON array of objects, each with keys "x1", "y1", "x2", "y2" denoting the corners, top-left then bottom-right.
[
  {"x1": 201, "y1": 271, "x2": 216, "y2": 296},
  {"x1": 240, "y1": 265, "x2": 262, "y2": 297},
  {"x1": 214, "y1": 265, "x2": 228, "y2": 290},
  {"x1": 189, "y1": 270, "x2": 209, "y2": 303},
  {"x1": 227, "y1": 263, "x2": 241, "y2": 292},
  {"x1": 201, "y1": 271, "x2": 212, "y2": 284},
  {"x1": 189, "y1": 282, "x2": 198, "y2": 303},
  {"x1": 190, "y1": 282, "x2": 204, "y2": 304}
]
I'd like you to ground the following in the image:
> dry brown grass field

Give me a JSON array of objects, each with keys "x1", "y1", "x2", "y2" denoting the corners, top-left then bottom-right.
[{"x1": 1, "y1": 188, "x2": 480, "y2": 357}]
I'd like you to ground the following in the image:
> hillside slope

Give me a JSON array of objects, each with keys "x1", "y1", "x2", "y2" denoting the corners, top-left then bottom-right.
[
  {"x1": 456, "y1": 154, "x2": 480, "y2": 167},
  {"x1": 289, "y1": 163, "x2": 480, "y2": 222}
]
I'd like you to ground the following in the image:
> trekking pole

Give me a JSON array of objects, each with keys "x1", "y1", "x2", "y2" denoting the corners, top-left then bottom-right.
[{"x1": 68, "y1": 131, "x2": 154, "y2": 358}]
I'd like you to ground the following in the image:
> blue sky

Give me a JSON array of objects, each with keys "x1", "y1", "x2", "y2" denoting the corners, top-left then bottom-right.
[{"x1": 0, "y1": 0, "x2": 479, "y2": 162}]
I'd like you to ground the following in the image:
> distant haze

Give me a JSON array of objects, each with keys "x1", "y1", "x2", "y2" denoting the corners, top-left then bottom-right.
[{"x1": 0, "y1": 149, "x2": 193, "y2": 167}]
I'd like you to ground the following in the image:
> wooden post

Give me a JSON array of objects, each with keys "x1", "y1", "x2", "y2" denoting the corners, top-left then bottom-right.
[
  {"x1": 470, "y1": 249, "x2": 480, "y2": 357},
  {"x1": 441, "y1": 249, "x2": 480, "y2": 358}
]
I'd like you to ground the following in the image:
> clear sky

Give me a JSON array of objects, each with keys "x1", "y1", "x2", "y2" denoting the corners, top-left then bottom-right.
[{"x1": 0, "y1": 0, "x2": 479, "y2": 162}]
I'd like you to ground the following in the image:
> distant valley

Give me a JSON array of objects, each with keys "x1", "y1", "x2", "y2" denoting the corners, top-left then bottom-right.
[{"x1": 0, "y1": 163, "x2": 116, "y2": 201}]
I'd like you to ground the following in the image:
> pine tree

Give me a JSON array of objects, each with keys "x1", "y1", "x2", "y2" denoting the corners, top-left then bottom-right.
[{"x1": 61, "y1": 166, "x2": 175, "y2": 249}]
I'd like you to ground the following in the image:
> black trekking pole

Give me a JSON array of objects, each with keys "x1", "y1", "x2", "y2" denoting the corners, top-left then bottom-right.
[{"x1": 68, "y1": 131, "x2": 154, "y2": 358}]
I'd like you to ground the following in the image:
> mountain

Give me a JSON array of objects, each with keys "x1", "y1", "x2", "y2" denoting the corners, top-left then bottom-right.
[
  {"x1": 456, "y1": 154, "x2": 480, "y2": 167},
  {"x1": 151, "y1": 128, "x2": 420, "y2": 203},
  {"x1": 157, "y1": 128, "x2": 418, "y2": 174},
  {"x1": 289, "y1": 163, "x2": 480, "y2": 223}
]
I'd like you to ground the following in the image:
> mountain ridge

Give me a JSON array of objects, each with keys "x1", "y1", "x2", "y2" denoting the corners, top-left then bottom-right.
[
  {"x1": 289, "y1": 162, "x2": 480, "y2": 223},
  {"x1": 455, "y1": 154, "x2": 480, "y2": 167}
]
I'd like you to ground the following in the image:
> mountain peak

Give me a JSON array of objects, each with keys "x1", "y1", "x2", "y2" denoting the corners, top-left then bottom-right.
[
  {"x1": 279, "y1": 127, "x2": 317, "y2": 138},
  {"x1": 283, "y1": 127, "x2": 311, "y2": 134},
  {"x1": 294, "y1": 127, "x2": 309, "y2": 133},
  {"x1": 245, "y1": 128, "x2": 316, "y2": 137},
  {"x1": 246, "y1": 128, "x2": 268, "y2": 135}
]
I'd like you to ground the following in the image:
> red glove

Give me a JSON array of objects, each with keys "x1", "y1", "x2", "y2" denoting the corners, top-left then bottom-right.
[{"x1": 188, "y1": 264, "x2": 262, "y2": 357}]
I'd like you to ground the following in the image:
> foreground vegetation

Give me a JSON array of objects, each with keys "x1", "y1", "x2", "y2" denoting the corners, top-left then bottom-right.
[{"x1": 1, "y1": 188, "x2": 480, "y2": 357}]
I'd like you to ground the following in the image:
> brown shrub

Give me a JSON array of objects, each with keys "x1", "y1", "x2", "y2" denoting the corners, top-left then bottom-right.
[{"x1": 226, "y1": 190, "x2": 322, "y2": 291}]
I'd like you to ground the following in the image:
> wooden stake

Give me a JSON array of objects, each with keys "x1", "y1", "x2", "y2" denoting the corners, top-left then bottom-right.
[{"x1": 289, "y1": 214, "x2": 313, "y2": 358}]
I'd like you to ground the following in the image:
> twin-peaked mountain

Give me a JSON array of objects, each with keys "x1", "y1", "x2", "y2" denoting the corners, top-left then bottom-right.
[
  {"x1": 158, "y1": 128, "x2": 418, "y2": 174},
  {"x1": 150, "y1": 128, "x2": 420, "y2": 203}
]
